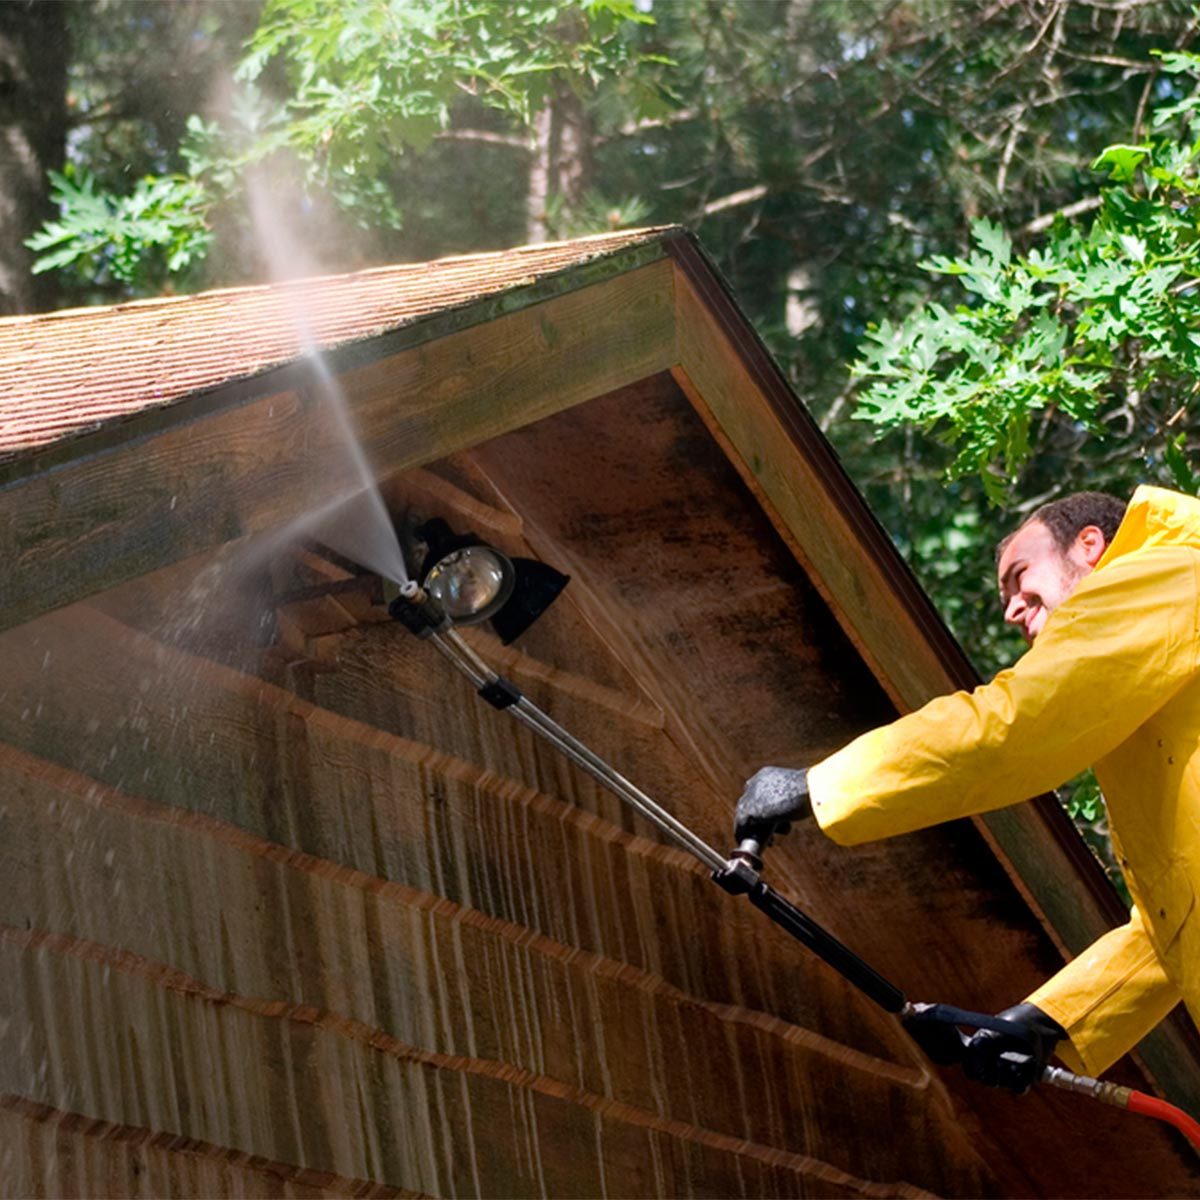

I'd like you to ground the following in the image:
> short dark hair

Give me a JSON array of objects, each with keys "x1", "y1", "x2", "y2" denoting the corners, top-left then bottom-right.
[{"x1": 997, "y1": 491, "x2": 1127, "y2": 561}]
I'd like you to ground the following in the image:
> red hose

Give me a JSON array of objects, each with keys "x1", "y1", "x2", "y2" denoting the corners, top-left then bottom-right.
[{"x1": 1127, "y1": 1089, "x2": 1200, "y2": 1153}]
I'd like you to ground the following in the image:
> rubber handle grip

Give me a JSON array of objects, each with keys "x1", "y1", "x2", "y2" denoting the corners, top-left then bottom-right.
[{"x1": 746, "y1": 881, "x2": 908, "y2": 1013}]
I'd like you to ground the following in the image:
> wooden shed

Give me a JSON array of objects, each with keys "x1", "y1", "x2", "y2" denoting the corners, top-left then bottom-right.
[{"x1": 1, "y1": 227, "x2": 1198, "y2": 1198}]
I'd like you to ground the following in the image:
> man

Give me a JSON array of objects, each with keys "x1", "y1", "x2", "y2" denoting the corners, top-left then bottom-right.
[{"x1": 734, "y1": 485, "x2": 1200, "y2": 1089}]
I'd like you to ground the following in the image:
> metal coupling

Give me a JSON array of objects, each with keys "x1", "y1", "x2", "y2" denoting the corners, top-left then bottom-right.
[
  {"x1": 1041, "y1": 1065, "x2": 1132, "y2": 1108},
  {"x1": 712, "y1": 848, "x2": 761, "y2": 896}
]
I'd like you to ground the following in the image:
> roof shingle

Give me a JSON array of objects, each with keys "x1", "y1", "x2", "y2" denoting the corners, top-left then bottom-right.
[{"x1": 0, "y1": 227, "x2": 670, "y2": 460}]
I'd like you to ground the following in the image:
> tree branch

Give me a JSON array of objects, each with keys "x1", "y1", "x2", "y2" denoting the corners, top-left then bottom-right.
[
  {"x1": 819, "y1": 382, "x2": 854, "y2": 434},
  {"x1": 1020, "y1": 195, "x2": 1102, "y2": 235},
  {"x1": 596, "y1": 108, "x2": 699, "y2": 143},
  {"x1": 996, "y1": 115, "x2": 1026, "y2": 196},
  {"x1": 701, "y1": 183, "x2": 767, "y2": 215},
  {"x1": 1134, "y1": 10, "x2": 1200, "y2": 139},
  {"x1": 437, "y1": 128, "x2": 532, "y2": 151},
  {"x1": 991, "y1": 0, "x2": 1064, "y2": 86},
  {"x1": 1057, "y1": 49, "x2": 1155, "y2": 70}
]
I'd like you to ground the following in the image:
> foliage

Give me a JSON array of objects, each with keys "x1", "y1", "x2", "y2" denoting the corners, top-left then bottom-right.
[
  {"x1": 62, "y1": 0, "x2": 257, "y2": 186},
  {"x1": 27, "y1": 0, "x2": 665, "y2": 286},
  {"x1": 852, "y1": 50, "x2": 1200, "y2": 502},
  {"x1": 239, "y1": 0, "x2": 660, "y2": 138},
  {"x1": 28, "y1": 166, "x2": 212, "y2": 287},
  {"x1": 1060, "y1": 768, "x2": 1130, "y2": 902},
  {"x1": 38, "y1": 0, "x2": 1199, "y2": 306}
]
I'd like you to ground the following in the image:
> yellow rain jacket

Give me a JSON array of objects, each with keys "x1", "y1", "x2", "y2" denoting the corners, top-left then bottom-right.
[{"x1": 808, "y1": 484, "x2": 1200, "y2": 1076}]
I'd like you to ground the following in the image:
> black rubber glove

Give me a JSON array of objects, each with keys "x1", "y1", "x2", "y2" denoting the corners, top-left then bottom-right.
[
  {"x1": 901, "y1": 1003, "x2": 973, "y2": 1066},
  {"x1": 733, "y1": 766, "x2": 811, "y2": 847},
  {"x1": 962, "y1": 1002, "x2": 1066, "y2": 1095}
]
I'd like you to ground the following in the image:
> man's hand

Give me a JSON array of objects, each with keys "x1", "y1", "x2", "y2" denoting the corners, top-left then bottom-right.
[
  {"x1": 733, "y1": 766, "x2": 812, "y2": 848},
  {"x1": 962, "y1": 1002, "x2": 1066, "y2": 1095}
]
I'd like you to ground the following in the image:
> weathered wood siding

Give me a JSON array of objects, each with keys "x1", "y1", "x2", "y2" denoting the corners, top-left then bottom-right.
[{"x1": 1, "y1": 373, "x2": 1195, "y2": 1198}]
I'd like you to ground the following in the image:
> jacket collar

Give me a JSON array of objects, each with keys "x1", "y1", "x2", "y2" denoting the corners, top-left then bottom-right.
[{"x1": 1097, "y1": 485, "x2": 1200, "y2": 570}]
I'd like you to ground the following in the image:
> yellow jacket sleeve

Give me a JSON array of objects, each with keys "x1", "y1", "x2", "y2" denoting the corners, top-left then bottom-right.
[
  {"x1": 807, "y1": 546, "x2": 1200, "y2": 845},
  {"x1": 1027, "y1": 903, "x2": 1183, "y2": 1076}
]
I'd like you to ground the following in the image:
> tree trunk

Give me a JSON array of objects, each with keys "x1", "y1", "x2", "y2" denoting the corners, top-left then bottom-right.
[
  {"x1": 0, "y1": 0, "x2": 67, "y2": 315},
  {"x1": 526, "y1": 106, "x2": 552, "y2": 244},
  {"x1": 553, "y1": 85, "x2": 593, "y2": 216},
  {"x1": 525, "y1": 88, "x2": 594, "y2": 245}
]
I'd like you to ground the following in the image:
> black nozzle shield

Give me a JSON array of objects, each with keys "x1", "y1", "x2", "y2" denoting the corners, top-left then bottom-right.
[{"x1": 491, "y1": 558, "x2": 569, "y2": 644}]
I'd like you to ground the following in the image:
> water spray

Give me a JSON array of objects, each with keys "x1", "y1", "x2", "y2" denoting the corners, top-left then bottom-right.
[{"x1": 388, "y1": 538, "x2": 1200, "y2": 1158}]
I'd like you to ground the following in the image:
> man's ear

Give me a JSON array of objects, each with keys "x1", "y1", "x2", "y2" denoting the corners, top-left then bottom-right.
[{"x1": 1076, "y1": 524, "x2": 1108, "y2": 567}]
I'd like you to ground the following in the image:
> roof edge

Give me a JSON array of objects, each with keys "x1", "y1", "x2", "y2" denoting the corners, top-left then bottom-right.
[
  {"x1": 0, "y1": 233, "x2": 680, "y2": 492},
  {"x1": 0, "y1": 225, "x2": 683, "y2": 331}
]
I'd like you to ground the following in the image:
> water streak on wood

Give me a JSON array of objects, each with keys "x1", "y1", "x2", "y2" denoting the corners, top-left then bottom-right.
[
  {"x1": 1, "y1": 928, "x2": 937, "y2": 1199},
  {"x1": 0, "y1": 742, "x2": 925, "y2": 1088},
  {"x1": 1, "y1": 1094, "x2": 420, "y2": 1199}
]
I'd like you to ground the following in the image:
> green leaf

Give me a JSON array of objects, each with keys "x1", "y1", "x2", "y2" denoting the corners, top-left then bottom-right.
[
  {"x1": 1165, "y1": 432, "x2": 1200, "y2": 495},
  {"x1": 1118, "y1": 233, "x2": 1146, "y2": 263},
  {"x1": 970, "y1": 217, "x2": 1011, "y2": 269},
  {"x1": 1151, "y1": 49, "x2": 1200, "y2": 75},
  {"x1": 1092, "y1": 143, "x2": 1151, "y2": 182}
]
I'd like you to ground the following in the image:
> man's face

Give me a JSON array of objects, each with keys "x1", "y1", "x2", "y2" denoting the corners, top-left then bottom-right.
[{"x1": 997, "y1": 519, "x2": 1099, "y2": 644}]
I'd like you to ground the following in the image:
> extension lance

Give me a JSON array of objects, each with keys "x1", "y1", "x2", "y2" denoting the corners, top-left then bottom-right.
[{"x1": 391, "y1": 585, "x2": 1200, "y2": 1155}]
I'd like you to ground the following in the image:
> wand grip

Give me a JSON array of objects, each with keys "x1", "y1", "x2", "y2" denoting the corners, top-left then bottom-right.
[{"x1": 745, "y1": 880, "x2": 908, "y2": 1013}]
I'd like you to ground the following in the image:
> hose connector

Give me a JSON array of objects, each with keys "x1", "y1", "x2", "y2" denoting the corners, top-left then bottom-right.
[{"x1": 1041, "y1": 1065, "x2": 1132, "y2": 1108}]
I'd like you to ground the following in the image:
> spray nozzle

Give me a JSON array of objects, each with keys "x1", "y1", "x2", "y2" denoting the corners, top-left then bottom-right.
[{"x1": 389, "y1": 580, "x2": 452, "y2": 638}]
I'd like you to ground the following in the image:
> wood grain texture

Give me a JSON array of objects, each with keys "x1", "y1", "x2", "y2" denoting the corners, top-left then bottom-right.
[
  {"x1": 0, "y1": 259, "x2": 676, "y2": 635},
  {"x1": 671, "y1": 274, "x2": 951, "y2": 714},
  {"x1": 1, "y1": 1096, "x2": 414, "y2": 1199},
  {"x1": 0, "y1": 745, "x2": 983, "y2": 1197},
  {"x1": 0, "y1": 602, "x2": 909, "y2": 1063}
]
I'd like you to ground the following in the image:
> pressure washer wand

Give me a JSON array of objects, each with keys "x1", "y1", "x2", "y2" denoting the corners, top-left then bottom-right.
[
  {"x1": 425, "y1": 623, "x2": 727, "y2": 873},
  {"x1": 391, "y1": 584, "x2": 1200, "y2": 1153},
  {"x1": 708, "y1": 847, "x2": 907, "y2": 1012},
  {"x1": 392, "y1": 583, "x2": 905, "y2": 1010}
]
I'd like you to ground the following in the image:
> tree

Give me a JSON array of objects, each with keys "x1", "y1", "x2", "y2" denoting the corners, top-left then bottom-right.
[
  {"x1": 0, "y1": 0, "x2": 67, "y2": 313},
  {"x1": 854, "y1": 64, "x2": 1200, "y2": 495},
  {"x1": 26, "y1": 0, "x2": 664, "y2": 297},
  {"x1": 26, "y1": 0, "x2": 1200, "y2": 330},
  {"x1": 851, "y1": 50, "x2": 1200, "y2": 641}
]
